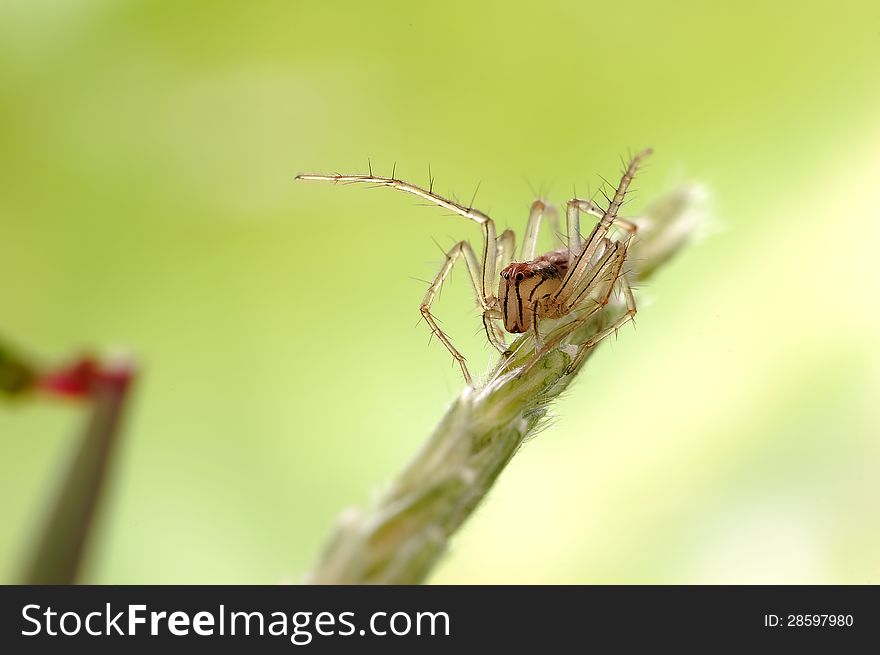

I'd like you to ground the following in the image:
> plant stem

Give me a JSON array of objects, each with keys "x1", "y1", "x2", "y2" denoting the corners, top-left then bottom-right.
[
  {"x1": 21, "y1": 361, "x2": 135, "y2": 584},
  {"x1": 305, "y1": 185, "x2": 705, "y2": 584}
]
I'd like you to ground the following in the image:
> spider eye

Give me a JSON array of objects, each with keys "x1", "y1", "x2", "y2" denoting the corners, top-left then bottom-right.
[{"x1": 514, "y1": 272, "x2": 525, "y2": 281}]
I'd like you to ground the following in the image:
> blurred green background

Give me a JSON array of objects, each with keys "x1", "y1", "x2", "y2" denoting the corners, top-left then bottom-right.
[{"x1": 1, "y1": 0, "x2": 879, "y2": 584}]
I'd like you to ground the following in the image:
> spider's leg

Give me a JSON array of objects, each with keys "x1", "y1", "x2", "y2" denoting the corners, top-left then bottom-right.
[
  {"x1": 565, "y1": 198, "x2": 603, "y2": 255},
  {"x1": 566, "y1": 199, "x2": 638, "y2": 255},
  {"x1": 295, "y1": 172, "x2": 498, "y2": 305},
  {"x1": 562, "y1": 237, "x2": 626, "y2": 313},
  {"x1": 565, "y1": 267, "x2": 637, "y2": 374},
  {"x1": 543, "y1": 235, "x2": 621, "y2": 317},
  {"x1": 530, "y1": 300, "x2": 544, "y2": 351},
  {"x1": 555, "y1": 149, "x2": 650, "y2": 302},
  {"x1": 610, "y1": 216, "x2": 638, "y2": 235},
  {"x1": 481, "y1": 228, "x2": 516, "y2": 352},
  {"x1": 496, "y1": 228, "x2": 516, "y2": 271},
  {"x1": 520, "y1": 200, "x2": 553, "y2": 261},
  {"x1": 482, "y1": 311, "x2": 507, "y2": 354},
  {"x1": 419, "y1": 240, "x2": 488, "y2": 386}
]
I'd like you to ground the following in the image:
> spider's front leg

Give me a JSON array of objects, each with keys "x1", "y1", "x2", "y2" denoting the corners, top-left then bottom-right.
[
  {"x1": 420, "y1": 240, "x2": 504, "y2": 386},
  {"x1": 530, "y1": 300, "x2": 545, "y2": 351},
  {"x1": 294, "y1": 171, "x2": 499, "y2": 304},
  {"x1": 565, "y1": 266, "x2": 638, "y2": 374},
  {"x1": 295, "y1": 169, "x2": 508, "y2": 380},
  {"x1": 554, "y1": 149, "x2": 650, "y2": 307},
  {"x1": 486, "y1": 228, "x2": 517, "y2": 352}
]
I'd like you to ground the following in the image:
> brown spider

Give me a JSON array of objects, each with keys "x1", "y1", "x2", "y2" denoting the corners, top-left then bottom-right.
[{"x1": 296, "y1": 149, "x2": 650, "y2": 386}]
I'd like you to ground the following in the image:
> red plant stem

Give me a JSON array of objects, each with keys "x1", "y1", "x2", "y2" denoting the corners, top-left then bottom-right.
[{"x1": 22, "y1": 364, "x2": 135, "y2": 584}]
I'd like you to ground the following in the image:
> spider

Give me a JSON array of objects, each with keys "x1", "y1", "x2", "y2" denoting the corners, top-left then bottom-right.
[{"x1": 296, "y1": 149, "x2": 650, "y2": 386}]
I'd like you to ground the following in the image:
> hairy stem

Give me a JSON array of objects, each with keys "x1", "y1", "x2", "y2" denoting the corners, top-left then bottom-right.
[{"x1": 305, "y1": 185, "x2": 705, "y2": 584}]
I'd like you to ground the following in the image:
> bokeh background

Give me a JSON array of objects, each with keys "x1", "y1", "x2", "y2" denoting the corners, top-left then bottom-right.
[{"x1": 1, "y1": 0, "x2": 878, "y2": 584}]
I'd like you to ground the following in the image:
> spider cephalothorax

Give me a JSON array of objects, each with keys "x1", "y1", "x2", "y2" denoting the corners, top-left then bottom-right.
[
  {"x1": 297, "y1": 149, "x2": 650, "y2": 385},
  {"x1": 498, "y1": 250, "x2": 569, "y2": 333}
]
